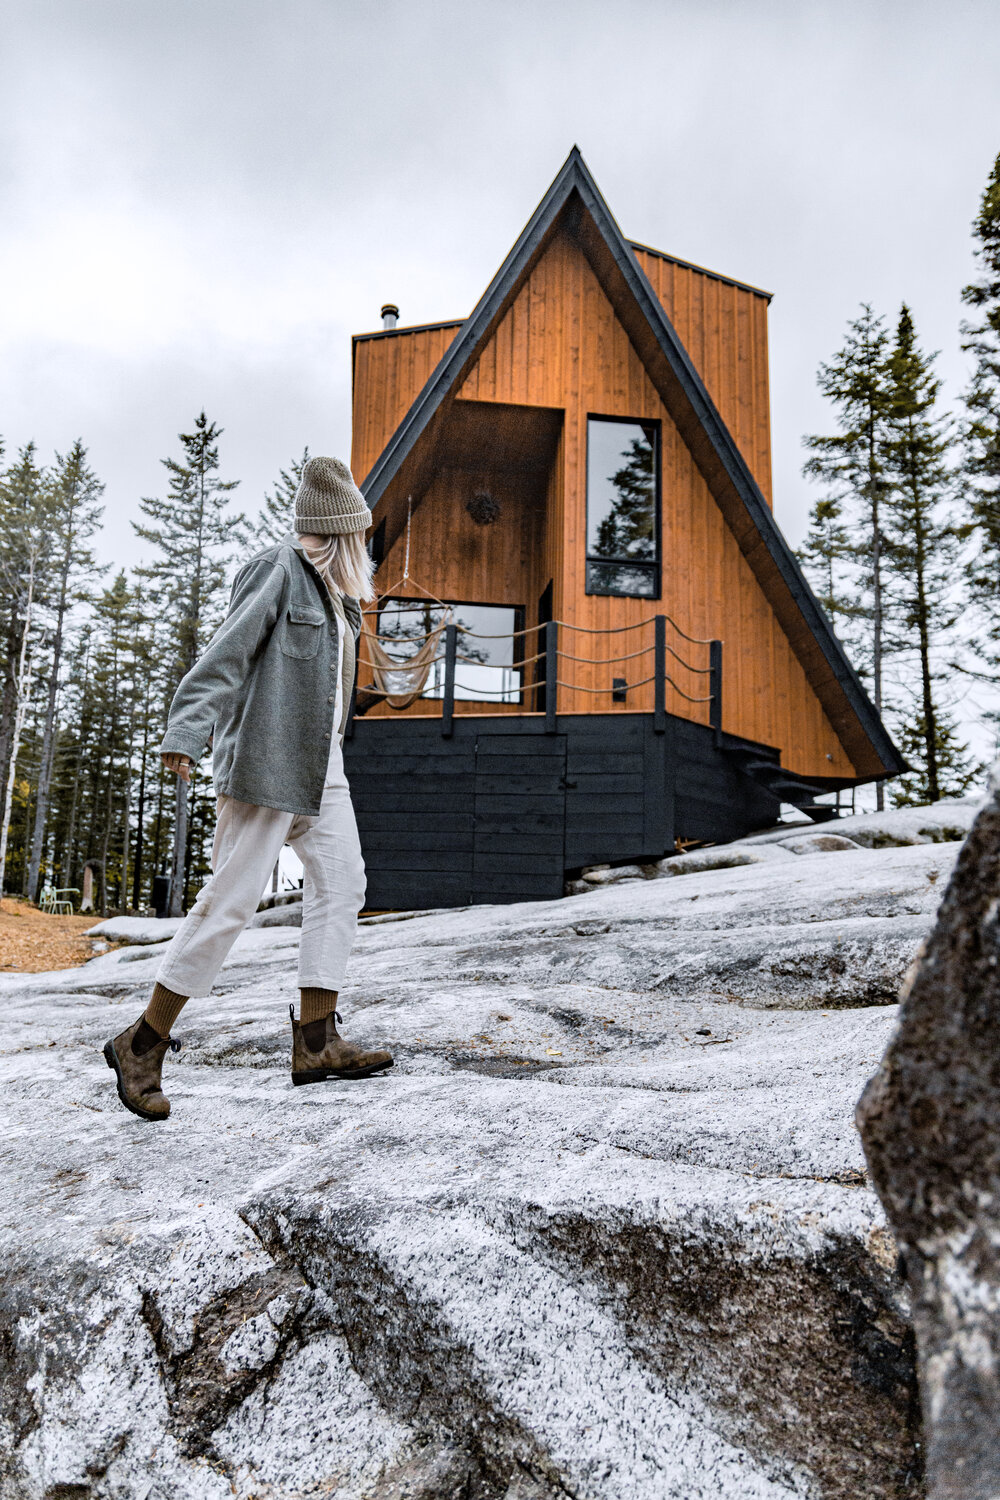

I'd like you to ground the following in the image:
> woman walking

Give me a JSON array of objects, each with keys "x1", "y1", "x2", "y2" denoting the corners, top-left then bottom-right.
[{"x1": 103, "y1": 456, "x2": 392, "y2": 1121}]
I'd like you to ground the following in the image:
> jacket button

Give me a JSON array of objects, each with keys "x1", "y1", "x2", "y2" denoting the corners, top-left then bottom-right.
[{"x1": 327, "y1": 694, "x2": 335, "y2": 703}]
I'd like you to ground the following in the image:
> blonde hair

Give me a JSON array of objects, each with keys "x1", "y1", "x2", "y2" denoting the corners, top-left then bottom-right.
[{"x1": 299, "y1": 531, "x2": 376, "y2": 602}]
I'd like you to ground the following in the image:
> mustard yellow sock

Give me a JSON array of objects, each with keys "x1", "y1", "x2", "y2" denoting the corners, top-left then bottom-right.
[
  {"x1": 143, "y1": 982, "x2": 188, "y2": 1039},
  {"x1": 299, "y1": 986, "x2": 338, "y2": 1025}
]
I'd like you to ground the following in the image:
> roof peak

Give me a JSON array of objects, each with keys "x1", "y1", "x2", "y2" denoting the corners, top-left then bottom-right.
[{"x1": 356, "y1": 147, "x2": 902, "y2": 777}]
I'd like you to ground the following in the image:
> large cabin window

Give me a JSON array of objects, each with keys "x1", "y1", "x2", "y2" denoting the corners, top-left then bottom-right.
[
  {"x1": 377, "y1": 599, "x2": 523, "y2": 703},
  {"x1": 585, "y1": 416, "x2": 660, "y2": 598}
]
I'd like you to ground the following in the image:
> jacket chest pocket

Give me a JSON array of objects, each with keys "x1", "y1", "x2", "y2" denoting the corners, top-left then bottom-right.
[{"x1": 280, "y1": 605, "x2": 326, "y2": 659}]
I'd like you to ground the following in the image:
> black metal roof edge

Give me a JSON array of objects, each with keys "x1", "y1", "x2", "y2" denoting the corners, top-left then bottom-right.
[
  {"x1": 359, "y1": 146, "x2": 904, "y2": 775},
  {"x1": 361, "y1": 147, "x2": 588, "y2": 509},
  {"x1": 570, "y1": 161, "x2": 905, "y2": 775},
  {"x1": 353, "y1": 318, "x2": 466, "y2": 344},
  {"x1": 627, "y1": 239, "x2": 773, "y2": 302}
]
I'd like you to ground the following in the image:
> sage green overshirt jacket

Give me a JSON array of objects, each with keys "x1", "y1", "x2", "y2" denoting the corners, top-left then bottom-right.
[{"x1": 158, "y1": 534, "x2": 362, "y2": 816}]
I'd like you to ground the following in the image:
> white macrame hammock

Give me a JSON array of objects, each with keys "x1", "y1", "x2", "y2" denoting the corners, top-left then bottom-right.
[{"x1": 360, "y1": 498, "x2": 453, "y2": 710}]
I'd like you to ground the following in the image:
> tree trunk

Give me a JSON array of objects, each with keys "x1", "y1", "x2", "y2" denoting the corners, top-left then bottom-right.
[
  {"x1": 152, "y1": 765, "x2": 165, "y2": 881},
  {"x1": 867, "y1": 420, "x2": 885, "y2": 813},
  {"x1": 0, "y1": 647, "x2": 33, "y2": 895},
  {"x1": 0, "y1": 606, "x2": 24, "y2": 799},
  {"x1": 98, "y1": 668, "x2": 120, "y2": 917},
  {"x1": 182, "y1": 774, "x2": 198, "y2": 909},
  {"x1": 20, "y1": 728, "x2": 41, "y2": 897},
  {"x1": 62, "y1": 752, "x2": 80, "y2": 891},
  {"x1": 132, "y1": 720, "x2": 148, "y2": 912},
  {"x1": 120, "y1": 767, "x2": 132, "y2": 911},
  {"x1": 26, "y1": 608, "x2": 68, "y2": 902},
  {"x1": 169, "y1": 776, "x2": 189, "y2": 916},
  {"x1": 0, "y1": 563, "x2": 36, "y2": 895},
  {"x1": 98, "y1": 757, "x2": 114, "y2": 919}
]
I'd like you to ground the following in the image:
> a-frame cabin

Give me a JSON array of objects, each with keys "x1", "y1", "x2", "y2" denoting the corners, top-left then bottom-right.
[{"x1": 343, "y1": 148, "x2": 903, "y2": 910}]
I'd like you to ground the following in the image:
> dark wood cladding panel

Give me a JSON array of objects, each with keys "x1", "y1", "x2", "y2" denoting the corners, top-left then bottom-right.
[
  {"x1": 473, "y1": 733, "x2": 566, "y2": 901},
  {"x1": 348, "y1": 724, "x2": 476, "y2": 906},
  {"x1": 346, "y1": 712, "x2": 788, "y2": 909},
  {"x1": 672, "y1": 718, "x2": 778, "y2": 843}
]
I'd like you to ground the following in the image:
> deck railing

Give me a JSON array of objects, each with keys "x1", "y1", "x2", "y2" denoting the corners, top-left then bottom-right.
[{"x1": 351, "y1": 612, "x2": 723, "y2": 742}]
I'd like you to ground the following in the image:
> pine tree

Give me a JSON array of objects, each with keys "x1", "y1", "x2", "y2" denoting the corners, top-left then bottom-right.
[
  {"x1": 882, "y1": 305, "x2": 974, "y2": 804},
  {"x1": 961, "y1": 151, "x2": 1000, "y2": 696},
  {"x1": 594, "y1": 436, "x2": 656, "y2": 558},
  {"x1": 0, "y1": 445, "x2": 50, "y2": 792},
  {"x1": 24, "y1": 442, "x2": 105, "y2": 901},
  {"x1": 796, "y1": 495, "x2": 858, "y2": 635},
  {"x1": 0, "y1": 445, "x2": 52, "y2": 890},
  {"x1": 82, "y1": 573, "x2": 151, "y2": 915},
  {"x1": 803, "y1": 307, "x2": 893, "y2": 806},
  {"x1": 255, "y1": 448, "x2": 308, "y2": 544},
  {"x1": 133, "y1": 413, "x2": 245, "y2": 914},
  {"x1": 891, "y1": 709, "x2": 979, "y2": 807}
]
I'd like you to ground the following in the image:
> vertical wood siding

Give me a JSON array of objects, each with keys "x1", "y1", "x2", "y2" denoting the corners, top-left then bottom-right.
[
  {"x1": 631, "y1": 248, "x2": 774, "y2": 507},
  {"x1": 351, "y1": 323, "x2": 462, "y2": 485},
  {"x1": 456, "y1": 231, "x2": 848, "y2": 776},
  {"x1": 365, "y1": 230, "x2": 852, "y2": 779}
]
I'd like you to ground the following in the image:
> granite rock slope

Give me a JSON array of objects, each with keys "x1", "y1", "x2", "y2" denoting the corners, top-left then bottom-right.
[
  {"x1": 0, "y1": 819, "x2": 968, "y2": 1500},
  {"x1": 858, "y1": 779, "x2": 1000, "y2": 1497}
]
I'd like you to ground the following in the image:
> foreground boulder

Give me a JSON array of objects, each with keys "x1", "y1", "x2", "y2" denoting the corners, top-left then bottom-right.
[
  {"x1": 0, "y1": 818, "x2": 965, "y2": 1497},
  {"x1": 858, "y1": 777, "x2": 1000, "y2": 1499}
]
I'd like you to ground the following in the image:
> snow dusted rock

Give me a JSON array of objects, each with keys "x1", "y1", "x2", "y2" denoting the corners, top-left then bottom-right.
[
  {"x1": 250, "y1": 904, "x2": 303, "y2": 928},
  {"x1": 743, "y1": 797, "x2": 982, "y2": 852},
  {"x1": 0, "y1": 833, "x2": 959, "y2": 1497},
  {"x1": 655, "y1": 844, "x2": 792, "y2": 877},
  {"x1": 777, "y1": 833, "x2": 864, "y2": 856},
  {"x1": 580, "y1": 863, "x2": 647, "y2": 885},
  {"x1": 86, "y1": 915, "x2": 182, "y2": 944},
  {"x1": 256, "y1": 889, "x2": 303, "y2": 912}
]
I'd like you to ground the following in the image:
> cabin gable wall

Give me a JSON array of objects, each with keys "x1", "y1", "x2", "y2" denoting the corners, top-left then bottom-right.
[{"x1": 409, "y1": 229, "x2": 848, "y2": 779}]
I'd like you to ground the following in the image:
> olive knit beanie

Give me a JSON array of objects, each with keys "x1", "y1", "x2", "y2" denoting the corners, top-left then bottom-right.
[{"x1": 294, "y1": 456, "x2": 372, "y2": 535}]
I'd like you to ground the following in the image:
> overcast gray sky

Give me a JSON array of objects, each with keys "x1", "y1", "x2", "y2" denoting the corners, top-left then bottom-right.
[{"x1": 2, "y1": 0, "x2": 997, "y2": 584}]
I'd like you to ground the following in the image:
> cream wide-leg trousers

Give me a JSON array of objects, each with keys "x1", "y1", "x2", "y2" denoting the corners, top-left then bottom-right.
[{"x1": 155, "y1": 732, "x2": 366, "y2": 999}]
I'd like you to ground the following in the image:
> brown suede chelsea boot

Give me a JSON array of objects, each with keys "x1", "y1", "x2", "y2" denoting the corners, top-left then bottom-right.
[
  {"x1": 104, "y1": 1017, "x2": 180, "y2": 1121},
  {"x1": 289, "y1": 1005, "x2": 393, "y2": 1085}
]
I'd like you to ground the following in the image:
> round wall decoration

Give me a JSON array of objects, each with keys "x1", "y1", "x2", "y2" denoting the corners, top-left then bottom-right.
[{"x1": 466, "y1": 490, "x2": 502, "y2": 526}]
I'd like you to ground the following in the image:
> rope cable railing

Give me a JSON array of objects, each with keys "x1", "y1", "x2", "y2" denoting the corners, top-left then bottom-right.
[
  {"x1": 357, "y1": 674, "x2": 713, "y2": 702},
  {"x1": 362, "y1": 639, "x2": 709, "y2": 673},
  {"x1": 455, "y1": 649, "x2": 546, "y2": 667},
  {"x1": 364, "y1": 609, "x2": 714, "y2": 645},
  {"x1": 367, "y1": 614, "x2": 712, "y2": 643},
  {"x1": 346, "y1": 610, "x2": 724, "y2": 746},
  {"x1": 357, "y1": 682, "x2": 531, "y2": 699}
]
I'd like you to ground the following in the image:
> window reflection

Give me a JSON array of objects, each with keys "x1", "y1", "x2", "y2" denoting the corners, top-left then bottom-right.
[
  {"x1": 586, "y1": 418, "x2": 659, "y2": 597},
  {"x1": 376, "y1": 599, "x2": 522, "y2": 702}
]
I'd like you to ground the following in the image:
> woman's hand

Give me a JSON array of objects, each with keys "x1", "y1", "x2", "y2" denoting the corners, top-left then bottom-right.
[{"x1": 162, "y1": 752, "x2": 193, "y2": 782}]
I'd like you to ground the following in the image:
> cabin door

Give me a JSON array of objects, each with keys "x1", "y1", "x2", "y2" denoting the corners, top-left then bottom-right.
[{"x1": 473, "y1": 733, "x2": 567, "y2": 903}]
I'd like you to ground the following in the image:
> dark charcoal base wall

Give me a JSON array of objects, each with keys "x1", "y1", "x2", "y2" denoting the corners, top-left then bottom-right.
[{"x1": 344, "y1": 712, "x2": 780, "y2": 909}]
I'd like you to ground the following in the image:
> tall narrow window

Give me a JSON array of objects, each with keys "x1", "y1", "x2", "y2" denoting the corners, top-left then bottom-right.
[{"x1": 585, "y1": 417, "x2": 660, "y2": 597}]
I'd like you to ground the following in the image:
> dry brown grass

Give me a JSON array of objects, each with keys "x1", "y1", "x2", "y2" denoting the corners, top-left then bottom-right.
[{"x1": 0, "y1": 898, "x2": 106, "y2": 973}]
